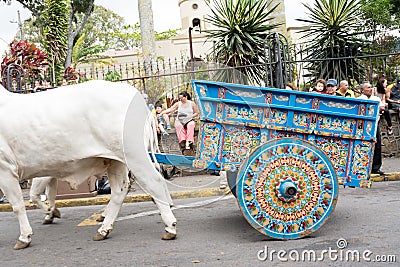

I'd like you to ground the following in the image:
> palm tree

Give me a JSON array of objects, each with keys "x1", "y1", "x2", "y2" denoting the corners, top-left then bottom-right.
[
  {"x1": 70, "y1": 34, "x2": 112, "y2": 69},
  {"x1": 205, "y1": 0, "x2": 280, "y2": 85},
  {"x1": 297, "y1": 0, "x2": 366, "y2": 82}
]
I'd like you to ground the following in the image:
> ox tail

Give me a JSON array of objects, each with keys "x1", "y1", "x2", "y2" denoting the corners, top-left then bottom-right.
[{"x1": 145, "y1": 112, "x2": 161, "y2": 172}]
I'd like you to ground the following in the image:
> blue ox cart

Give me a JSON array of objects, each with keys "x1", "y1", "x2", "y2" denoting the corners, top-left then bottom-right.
[{"x1": 155, "y1": 80, "x2": 380, "y2": 239}]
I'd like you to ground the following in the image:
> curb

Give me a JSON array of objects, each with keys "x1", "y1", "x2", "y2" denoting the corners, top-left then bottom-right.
[
  {"x1": 0, "y1": 187, "x2": 231, "y2": 212},
  {"x1": 370, "y1": 172, "x2": 400, "y2": 182}
]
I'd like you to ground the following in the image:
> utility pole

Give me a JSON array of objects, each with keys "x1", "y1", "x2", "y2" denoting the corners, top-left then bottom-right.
[
  {"x1": 188, "y1": 27, "x2": 194, "y2": 79},
  {"x1": 17, "y1": 10, "x2": 23, "y2": 40},
  {"x1": 10, "y1": 10, "x2": 24, "y2": 40}
]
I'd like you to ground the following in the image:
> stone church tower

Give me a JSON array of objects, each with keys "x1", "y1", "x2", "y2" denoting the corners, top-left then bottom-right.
[
  {"x1": 178, "y1": 0, "x2": 211, "y2": 32},
  {"x1": 178, "y1": 0, "x2": 287, "y2": 34},
  {"x1": 269, "y1": 0, "x2": 287, "y2": 36},
  {"x1": 157, "y1": 0, "x2": 289, "y2": 60},
  {"x1": 160, "y1": 0, "x2": 212, "y2": 60}
]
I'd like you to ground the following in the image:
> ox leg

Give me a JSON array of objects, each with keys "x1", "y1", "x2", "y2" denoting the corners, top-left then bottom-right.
[
  {"x1": 129, "y1": 162, "x2": 177, "y2": 240},
  {"x1": 43, "y1": 178, "x2": 60, "y2": 223},
  {"x1": 94, "y1": 161, "x2": 129, "y2": 241},
  {"x1": 154, "y1": 200, "x2": 177, "y2": 240},
  {"x1": 124, "y1": 107, "x2": 177, "y2": 240},
  {"x1": 45, "y1": 178, "x2": 60, "y2": 220},
  {"x1": 30, "y1": 178, "x2": 49, "y2": 211},
  {"x1": 30, "y1": 177, "x2": 60, "y2": 224},
  {"x1": 0, "y1": 176, "x2": 33, "y2": 249}
]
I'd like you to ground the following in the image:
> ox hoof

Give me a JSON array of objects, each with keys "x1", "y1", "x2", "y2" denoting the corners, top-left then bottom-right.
[
  {"x1": 14, "y1": 240, "x2": 30, "y2": 250},
  {"x1": 53, "y1": 208, "x2": 61, "y2": 219},
  {"x1": 42, "y1": 218, "x2": 54, "y2": 224},
  {"x1": 161, "y1": 232, "x2": 177, "y2": 240},
  {"x1": 93, "y1": 231, "x2": 108, "y2": 241},
  {"x1": 96, "y1": 216, "x2": 105, "y2": 222}
]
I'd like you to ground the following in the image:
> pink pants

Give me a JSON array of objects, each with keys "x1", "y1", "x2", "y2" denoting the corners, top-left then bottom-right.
[{"x1": 175, "y1": 120, "x2": 195, "y2": 143}]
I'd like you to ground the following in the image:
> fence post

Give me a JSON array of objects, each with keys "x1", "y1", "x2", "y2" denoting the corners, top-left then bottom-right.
[{"x1": 274, "y1": 33, "x2": 284, "y2": 88}]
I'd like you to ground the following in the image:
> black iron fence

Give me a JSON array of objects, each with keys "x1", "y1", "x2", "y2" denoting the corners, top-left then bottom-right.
[
  {"x1": 3, "y1": 35, "x2": 400, "y2": 105},
  {"x1": 73, "y1": 36, "x2": 400, "y2": 105}
]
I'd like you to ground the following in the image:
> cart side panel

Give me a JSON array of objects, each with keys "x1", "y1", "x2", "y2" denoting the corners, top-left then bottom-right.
[
  {"x1": 348, "y1": 140, "x2": 375, "y2": 187},
  {"x1": 193, "y1": 121, "x2": 223, "y2": 170},
  {"x1": 308, "y1": 136, "x2": 352, "y2": 182},
  {"x1": 192, "y1": 80, "x2": 380, "y2": 187}
]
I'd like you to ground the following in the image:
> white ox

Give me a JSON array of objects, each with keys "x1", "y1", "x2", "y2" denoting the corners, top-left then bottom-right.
[
  {"x1": 29, "y1": 109, "x2": 162, "y2": 224},
  {"x1": 0, "y1": 80, "x2": 177, "y2": 249}
]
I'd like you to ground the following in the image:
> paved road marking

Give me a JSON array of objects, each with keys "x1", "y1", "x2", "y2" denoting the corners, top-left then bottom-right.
[
  {"x1": 78, "y1": 195, "x2": 234, "y2": 226},
  {"x1": 77, "y1": 208, "x2": 105, "y2": 226}
]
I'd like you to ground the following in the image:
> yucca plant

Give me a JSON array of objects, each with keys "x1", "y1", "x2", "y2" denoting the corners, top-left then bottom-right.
[
  {"x1": 297, "y1": 0, "x2": 366, "y2": 83},
  {"x1": 204, "y1": 0, "x2": 279, "y2": 85}
]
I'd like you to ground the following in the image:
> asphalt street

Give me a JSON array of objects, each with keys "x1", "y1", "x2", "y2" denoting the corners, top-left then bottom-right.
[{"x1": 0, "y1": 181, "x2": 399, "y2": 266}]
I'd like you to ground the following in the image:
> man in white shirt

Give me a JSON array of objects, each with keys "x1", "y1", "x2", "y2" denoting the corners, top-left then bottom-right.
[{"x1": 358, "y1": 81, "x2": 385, "y2": 175}]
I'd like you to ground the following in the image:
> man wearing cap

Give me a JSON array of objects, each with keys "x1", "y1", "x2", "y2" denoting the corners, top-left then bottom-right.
[
  {"x1": 326, "y1": 79, "x2": 338, "y2": 95},
  {"x1": 387, "y1": 78, "x2": 400, "y2": 113},
  {"x1": 336, "y1": 80, "x2": 355, "y2": 98}
]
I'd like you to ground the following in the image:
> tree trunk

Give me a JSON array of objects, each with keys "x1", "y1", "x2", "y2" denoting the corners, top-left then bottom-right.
[
  {"x1": 64, "y1": 8, "x2": 75, "y2": 68},
  {"x1": 138, "y1": 0, "x2": 156, "y2": 75},
  {"x1": 64, "y1": 0, "x2": 94, "y2": 68}
]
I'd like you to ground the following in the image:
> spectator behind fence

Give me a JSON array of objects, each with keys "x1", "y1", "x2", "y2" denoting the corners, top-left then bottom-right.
[
  {"x1": 387, "y1": 78, "x2": 400, "y2": 117},
  {"x1": 358, "y1": 81, "x2": 385, "y2": 176},
  {"x1": 376, "y1": 78, "x2": 393, "y2": 135},
  {"x1": 142, "y1": 93, "x2": 156, "y2": 114},
  {"x1": 336, "y1": 80, "x2": 355, "y2": 98},
  {"x1": 44, "y1": 79, "x2": 51, "y2": 89},
  {"x1": 160, "y1": 91, "x2": 199, "y2": 155},
  {"x1": 325, "y1": 79, "x2": 338, "y2": 95},
  {"x1": 310, "y1": 79, "x2": 327, "y2": 94},
  {"x1": 33, "y1": 80, "x2": 45, "y2": 92}
]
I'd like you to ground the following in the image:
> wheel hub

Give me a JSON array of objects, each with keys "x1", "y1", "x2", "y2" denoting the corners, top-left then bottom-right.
[{"x1": 276, "y1": 178, "x2": 299, "y2": 202}]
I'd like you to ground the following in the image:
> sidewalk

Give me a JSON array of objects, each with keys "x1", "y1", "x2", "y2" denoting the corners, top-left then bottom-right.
[
  {"x1": 370, "y1": 157, "x2": 400, "y2": 182},
  {"x1": 0, "y1": 157, "x2": 399, "y2": 212}
]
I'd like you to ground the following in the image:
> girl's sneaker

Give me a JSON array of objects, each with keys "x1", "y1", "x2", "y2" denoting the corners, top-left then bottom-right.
[
  {"x1": 166, "y1": 124, "x2": 171, "y2": 130},
  {"x1": 162, "y1": 131, "x2": 169, "y2": 136}
]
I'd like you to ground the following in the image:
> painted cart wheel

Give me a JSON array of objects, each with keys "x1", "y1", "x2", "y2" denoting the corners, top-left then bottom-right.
[{"x1": 236, "y1": 138, "x2": 338, "y2": 239}]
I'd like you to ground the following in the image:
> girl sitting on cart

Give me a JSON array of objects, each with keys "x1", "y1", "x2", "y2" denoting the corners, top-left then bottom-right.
[{"x1": 155, "y1": 103, "x2": 171, "y2": 135}]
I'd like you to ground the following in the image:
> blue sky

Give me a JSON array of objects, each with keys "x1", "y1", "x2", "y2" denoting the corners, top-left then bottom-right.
[{"x1": 0, "y1": 0, "x2": 312, "y2": 55}]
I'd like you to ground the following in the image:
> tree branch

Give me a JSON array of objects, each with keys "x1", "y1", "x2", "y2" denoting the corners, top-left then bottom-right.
[
  {"x1": 14, "y1": 0, "x2": 43, "y2": 17},
  {"x1": 72, "y1": 0, "x2": 94, "y2": 40}
]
